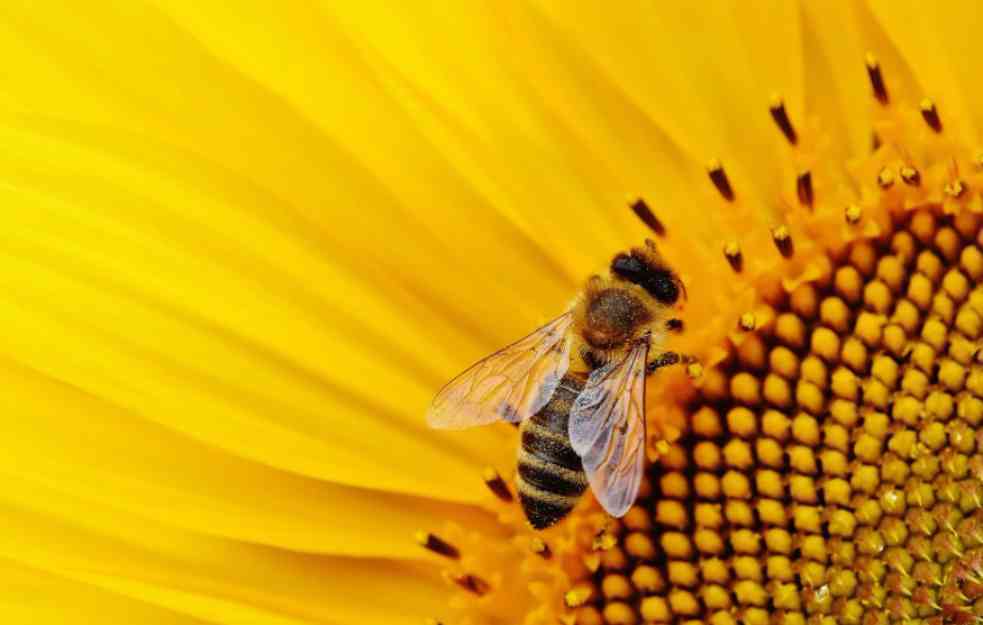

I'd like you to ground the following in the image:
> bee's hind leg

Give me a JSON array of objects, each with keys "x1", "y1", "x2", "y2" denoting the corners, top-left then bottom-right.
[{"x1": 646, "y1": 351, "x2": 696, "y2": 374}]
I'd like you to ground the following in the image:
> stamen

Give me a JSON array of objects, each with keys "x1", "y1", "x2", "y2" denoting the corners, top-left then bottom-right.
[
  {"x1": 592, "y1": 529, "x2": 617, "y2": 551},
  {"x1": 845, "y1": 204, "x2": 863, "y2": 224},
  {"x1": 772, "y1": 225, "x2": 794, "y2": 258},
  {"x1": 900, "y1": 166, "x2": 920, "y2": 186},
  {"x1": 707, "y1": 159, "x2": 735, "y2": 201},
  {"x1": 945, "y1": 180, "x2": 967, "y2": 198},
  {"x1": 482, "y1": 467, "x2": 513, "y2": 502},
  {"x1": 797, "y1": 171, "x2": 813, "y2": 208},
  {"x1": 416, "y1": 531, "x2": 460, "y2": 559},
  {"x1": 878, "y1": 167, "x2": 895, "y2": 189},
  {"x1": 629, "y1": 197, "x2": 666, "y2": 237},
  {"x1": 448, "y1": 573, "x2": 491, "y2": 596},
  {"x1": 564, "y1": 584, "x2": 594, "y2": 608},
  {"x1": 723, "y1": 241, "x2": 743, "y2": 272},
  {"x1": 865, "y1": 53, "x2": 889, "y2": 105},
  {"x1": 920, "y1": 98, "x2": 942, "y2": 132},
  {"x1": 686, "y1": 362, "x2": 703, "y2": 379},
  {"x1": 530, "y1": 536, "x2": 552, "y2": 559},
  {"x1": 769, "y1": 95, "x2": 797, "y2": 145},
  {"x1": 739, "y1": 312, "x2": 756, "y2": 331}
]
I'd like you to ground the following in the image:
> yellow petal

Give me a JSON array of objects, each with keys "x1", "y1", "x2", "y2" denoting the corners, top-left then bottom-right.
[
  {"x1": 0, "y1": 480, "x2": 447, "y2": 625},
  {"x1": 0, "y1": 354, "x2": 506, "y2": 557},
  {"x1": 0, "y1": 559, "x2": 209, "y2": 625},
  {"x1": 867, "y1": 0, "x2": 979, "y2": 140}
]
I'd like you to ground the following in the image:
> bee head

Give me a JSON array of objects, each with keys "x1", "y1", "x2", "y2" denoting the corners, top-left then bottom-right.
[{"x1": 610, "y1": 244, "x2": 684, "y2": 306}]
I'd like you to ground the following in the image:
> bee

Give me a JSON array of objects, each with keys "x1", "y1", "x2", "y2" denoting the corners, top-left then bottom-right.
[{"x1": 427, "y1": 240, "x2": 690, "y2": 529}]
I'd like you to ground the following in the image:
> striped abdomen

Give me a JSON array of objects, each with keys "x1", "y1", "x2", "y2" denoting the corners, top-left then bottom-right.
[{"x1": 517, "y1": 375, "x2": 589, "y2": 529}]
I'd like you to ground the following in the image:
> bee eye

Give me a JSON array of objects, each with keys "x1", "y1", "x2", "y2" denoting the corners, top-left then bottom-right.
[
  {"x1": 610, "y1": 254, "x2": 646, "y2": 282},
  {"x1": 611, "y1": 252, "x2": 680, "y2": 304},
  {"x1": 649, "y1": 270, "x2": 679, "y2": 304}
]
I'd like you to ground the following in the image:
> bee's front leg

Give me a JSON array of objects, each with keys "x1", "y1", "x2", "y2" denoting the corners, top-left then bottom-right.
[{"x1": 646, "y1": 351, "x2": 696, "y2": 374}]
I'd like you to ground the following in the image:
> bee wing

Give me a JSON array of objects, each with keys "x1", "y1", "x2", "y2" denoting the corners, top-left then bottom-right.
[
  {"x1": 426, "y1": 312, "x2": 574, "y2": 429},
  {"x1": 568, "y1": 338, "x2": 648, "y2": 518}
]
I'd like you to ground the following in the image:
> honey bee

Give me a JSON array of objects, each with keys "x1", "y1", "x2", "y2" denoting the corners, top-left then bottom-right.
[{"x1": 427, "y1": 240, "x2": 690, "y2": 529}]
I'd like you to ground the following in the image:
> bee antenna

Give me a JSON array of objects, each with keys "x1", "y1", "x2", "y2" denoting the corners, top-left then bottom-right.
[{"x1": 629, "y1": 197, "x2": 666, "y2": 237}]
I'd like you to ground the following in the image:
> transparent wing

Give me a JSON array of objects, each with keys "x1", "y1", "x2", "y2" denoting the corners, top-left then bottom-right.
[
  {"x1": 568, "y1": 338, "x2": 648, "y2": 518},
  {"x1": 426, "y1": 312, "x2": 573, "y2": 429}
]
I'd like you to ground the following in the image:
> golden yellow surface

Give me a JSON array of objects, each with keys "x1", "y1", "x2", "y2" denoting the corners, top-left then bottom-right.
[{"x1": 0, "y1": 2, "x2": 982, "y2": 625}]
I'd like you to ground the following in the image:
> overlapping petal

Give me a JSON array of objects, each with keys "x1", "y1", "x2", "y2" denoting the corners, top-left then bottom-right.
[{"x1": 0, "y1": 2, "x2": 980, "y2": 624}]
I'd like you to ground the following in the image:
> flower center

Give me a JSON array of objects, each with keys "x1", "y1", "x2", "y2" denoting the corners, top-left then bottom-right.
[
  {"x1": 418, "y1": 51, "x2": 983, "y2": 625},
  {"x1": 569, "y1": 211, "x2": 983, "y2": 624}
]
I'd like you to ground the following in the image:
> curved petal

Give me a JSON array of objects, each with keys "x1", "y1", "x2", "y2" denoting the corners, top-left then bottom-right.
[
  {"x1": 0, "y1": 354, "x2": 504, "y2": 558},
  {"x1": 0, "y1": 481, "x2": 448, "y2": 625},
  {"x1": 0, "y1": 560, "x2": 213, "y2": 625},
  {"x1": 867, "y1": 0, "x2": 979, "y2": 140}
]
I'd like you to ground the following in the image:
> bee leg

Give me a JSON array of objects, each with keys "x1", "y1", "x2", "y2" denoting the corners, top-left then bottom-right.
[
  {"x1": 580, "y1": 346, "x2": 607, "y2": 371},
  {"x1": 646, "y1": 351, "x2": 696, "y2": 374}
]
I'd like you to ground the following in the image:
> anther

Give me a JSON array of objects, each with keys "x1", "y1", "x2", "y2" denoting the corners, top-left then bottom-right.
[
  {"x1": 448, "y1": 573, "x2": 491, "y2": 596},
  {"x1": 865, "y1": 53, "x2": 889, "y2": 105},
  {"x1": 878, "y1": 167, "x2": 896, "y2": 189},
  {"x1": 482, "y1": 467, "x2": 513, "y2": 502},
  {"x1": 769, "y1": 95, "x2": 798, "y2": 145},
  {"x1": 416, "y1": 531, "x2": 460, "y2": 559},
  {"x1": 530, "y1": 537, "x2": 552, "y2": 559},
  {"x1": 797, "y1": 171, "x2": 814, "y2": 208},
  {"x1": 707, "y1": 159, "x2": 735, "y2": 201},
  {"x1": 845, "y1": 204, "x2": 863, "y2": 225},
  {"x1": 723, "y1": 241, "x2": 743, "y2": 272},
  {"x1": 900, "y1": 166, "x2": 920, "y2": 186},
  {"x1": 686, "y1": 362, "x2": 703, "y2": 379},
  {"x1": 593, "y1": 530, "x2": 617, "y2": 551},
  {"x1": 629, "y1": 197, "x2": 666, "y2": 237},
  {"x1": 944, "y1": 180, "x2": 966, "y2": 198},
  {"x1": 564, "y1": 585, "x2": 594, "y2": 608},
  {"x1": 739, "y1": 312, "x2": 756, "y2": 331},
  {"x1": 920, "y1": 98, "x2": 942, "y2": 132},
  {"x1": 772, "y1": 225, "x2": 794, "y2": 258}
]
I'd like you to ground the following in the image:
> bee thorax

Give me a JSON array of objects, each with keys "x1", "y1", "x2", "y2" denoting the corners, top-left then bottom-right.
[{"x1": 582, "y1": 288, "x2": 651, "y2": 349}]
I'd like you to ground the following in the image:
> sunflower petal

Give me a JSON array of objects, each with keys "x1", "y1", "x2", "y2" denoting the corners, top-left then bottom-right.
[{"x1": 0, "y1": 482, "x2": 447, "y2": 625}]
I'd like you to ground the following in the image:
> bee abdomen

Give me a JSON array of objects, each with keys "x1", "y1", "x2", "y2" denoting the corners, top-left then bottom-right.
[{"x1": 516, "y1": 376, "x2": 588, "y2": 530}]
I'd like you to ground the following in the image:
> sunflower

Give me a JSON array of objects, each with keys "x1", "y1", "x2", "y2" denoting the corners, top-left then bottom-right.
[{"x1": 1, "y1": 2, "x2": 981, "y2": 625}]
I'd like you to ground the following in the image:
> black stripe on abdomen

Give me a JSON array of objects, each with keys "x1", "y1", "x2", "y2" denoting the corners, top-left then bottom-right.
[{"x1": 516, "y1": 375, "x2": 588, "y2": 529}]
